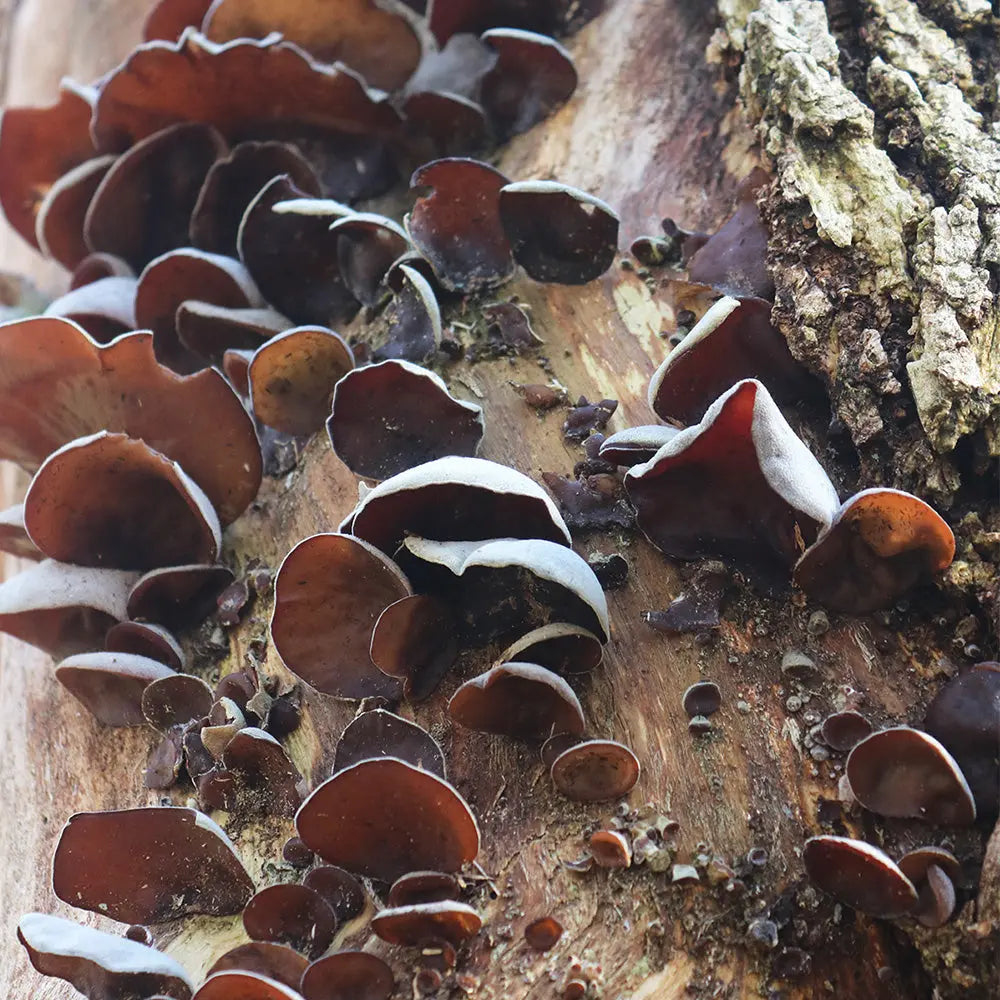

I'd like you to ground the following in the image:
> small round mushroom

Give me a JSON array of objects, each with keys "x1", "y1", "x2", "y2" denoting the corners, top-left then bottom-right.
[
  {"x1": 52, "y1": 806, "x2": 254, "y2": 923},
  {"x1": 299, "y1": 951, "x2": 394, "y2": 1000},
  {"x1": 912, "y1": 863, "x2": 957, "y2": 928},
  {"x1": 205, "y1": 942, "x2": 308, "y2": 990},
  {"x1": 327, "y1": 360, "x2": 484, "y2": 481},
  {"x1": 18, "y1": 912, "x2": 195, "y2": 1000},
  {"x1": 549, "y1": 739, "x2": 640, "y2": 802},
  {"x1": 295, "y1": 757, "x2": 480, "y2": 882},
  {"x1": 141, "y1": 673, "x2": 214, "y2": 731},
  {"x1": 107, "y1": 621, "x2": 186, "y2": 671},
  {"x1": 303, "y1": 867, "x2": 367, "y2": 924},
  {"x1": 846, "y1": 727, "x2": 976, "y2": 826},
  {"x1": 448, "y1": 661, "x2": 586, "y2": 741},
  {"x1": 589, "y1": 829, "x2": 632, "y2": 868},
  {"x1": 682, "y1": 681, "x2": 721, "y2": 718},
  {"x1": 497, "y1": 622, "x2": 603, "y2": 675},
  {"x1": 802, "y1": 835, "x2": 918, "y2": 918},
  {"x1": 897, "y1": 846, "x2": 961, "y2": 886},
  {"x1": 242, "y1": 884, "x2": 336, "y2": 959},
  {"x1": 524, "y1": 915, "x2": 563, "y2": 951},
  {"x1": 387, "y1": 871, "x2": 460, "y2": 908},
  {"x1": 127, "y1": 564, "x2": 235, "y2": 629},
  {"x1": 271, "y1": 533, "x2": 410, "y2": 699},
  {"x1": 192, "y1": 970, "x2": 306, "y2": 999},
  {"x1": 498, "y1": 181, "x2": 619, "y2": 285},
  {"x1": 821, "y1": 710, "x2": 873, "y2": 752},
  {"x1": 333, "y1": 709, "x2": 447, "y2": 778},
  {"x1": 598, "y1": 426, "x2": 682, "y2": 467},
  {"x1": 223, "y1": 727, "x2": 304, "y2": 816},
  {"x1": 402, "y1": 90, "x2": 489, "y2": 160},
  {"x1": 371, "y1": 900, "x2": 482, "y2": 946},
  {"x1": 56, "y1": 652, "x2": 176, "y2": 727}
]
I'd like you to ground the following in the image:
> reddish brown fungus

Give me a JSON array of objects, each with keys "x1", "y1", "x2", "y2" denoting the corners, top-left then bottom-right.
[
  {"x1": 299, "y1": 951, "x2": 394, "y2": 1000},
  {"x1": 821, "y1": 710, "x2": 873, "y2": 752},
  {"x1": 329, "y1": 212, "x2": 409, "y2": 307},
  {"x1": 56, "y1": 652, "x2": 175, "y2": 727},
  {"x1": 242, "y1": 884, "x2": 336, "y2": 959},
  {"x1": 497, "y1": 622, "x2": 603, "y2": 675},
  {"x1": 371, "y1": 900, "x2": 482, "y2": 946},
  {"x1": 107, "y1": 621, "x2": 186, "y2": 672},
  {"x1": 334, "y1": 708, "x2": 447, "y2": 778},
  {"x1": 524, "y1": 915, "x2": 563, "y2": 951},
  {"x1": 35, "y1": 155, "x2": 115, "y2": 270},
  {"x1": 303, "y1": 867, "x2": 367, "y2": 923},
  {"x1": 589, "y1": 829, "x2": 632, "y2": 868},
  {"x1": 43, "y1": 277, "x2": 137, "y2": 342},
  {"x1": 387, "y1": 871, "x2": 460, "y2": 908},
  {"x1": 205, "y1": 942, "x2": 308, "y2": 991},
  {"x1": 193, "y1": 970, "x2": 306, "y2": 999},
  {"x1": 127, "y1": 564, "x2": 235, "y2": 629},
  {"x1": 549, "y1": 739, "x2": 640, "y2": 802}
]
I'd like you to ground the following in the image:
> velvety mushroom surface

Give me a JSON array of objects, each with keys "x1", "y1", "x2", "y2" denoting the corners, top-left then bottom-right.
[
  {"x1": 56, "y1": 651, "x2": 176, "y2": 727},
  {"x1": 298, "y1": 951, "x2": 394, "y2": 1000},
  {"x1": 549, "y1": 739, "x2": 640, "y2": 802},
  {"x1": 333, "y1": 708, "x2": 447, "y2": 777}
]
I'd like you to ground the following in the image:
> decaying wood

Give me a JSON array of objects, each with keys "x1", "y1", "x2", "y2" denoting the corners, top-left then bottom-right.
[{"x1": 0, "y1": 1, "x2": 997, "y2": 999}]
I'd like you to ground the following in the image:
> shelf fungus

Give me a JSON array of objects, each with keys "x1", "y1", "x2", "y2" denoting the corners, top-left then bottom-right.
[
  {"x1": 205, "y1": 943, "x2": 308, "y2": 991},
  {"x1": 387, "y1": 871, "x2": 460, "y2": 908},
  {"x1": 497, "y1": 622, "x2": 603, "y2": 675},
  {"x1": 327, "y1": 360, "x2": 484, "y2": 480},
  {"x1": 303, "y1": 866, "x2": 367, "y2": 924},
  {"x1": 127, "y1": 563, "x2": 235, "y2": 628},
  {"x1": 43, "y1": 276, "x2": 137, "y2": 342},
  {"x1": 371, "y1": 900, "x2": 482, "y2": 946},
  {"x1": 299, "y1": 952, "x2": 394, "y2": 1000},
  {"x1": 333, "y1": 708, "x2": 447, "y2": 778},
  {"x1": 329, "y1": 212, "x2": 409, "y2": 307},
  {"x1": 56, "y1": 651, "x2": 176, "y2": 727},
  {"x1": 52, "y1": 806, "x2": 254, "y2": 923},
  {"x1": 242, "y1": 884, "x2": 337, "y2": 959},
  {"x1": 549, "y1": 738, "x2": 640, "y2": 802},
  {"x1": 374, "y1": 263, "x2": 442, "y2": 362},
  {"x1": 193, "y1": 970, "x2": 307, "y2": 1000},
  {"x1": 105, "y1": 620, "x2": 186, "y2": 670}
]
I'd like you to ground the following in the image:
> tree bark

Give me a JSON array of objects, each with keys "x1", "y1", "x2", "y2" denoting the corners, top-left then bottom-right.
[{"x1": 0, "y1": 1, "x2": 997, "y2": 999}]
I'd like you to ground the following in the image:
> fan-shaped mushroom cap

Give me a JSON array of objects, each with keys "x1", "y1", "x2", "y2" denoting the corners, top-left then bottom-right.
[
  {"x1": 24, "y1": 431, "x2": 221, "y2": 570},
  {"x1": 846, "y1": 727, "x2": 976, "y2": 825},
  {"x1": 524, "y1": 915, "x2": 563, "y2": 951},
  {"x1": 400, "y1": 536, "x2": 609, "y2": 642},
  {"x1": 0, "y1": 79, "x2": 96, "y2": 250},
  {"x1": 242, "y1": 884, "x2": 336, "y2": 959},
  {"x1": 327, "y1": 360, "x2": 483, "y2": 480},
  {"x1": 802, "y1": 836, "x2": 918, "y2": 918},
  {"x1": 0, "y1": 502, "x2": 41, "y2": 559},
  {"x1": 369, "y1": 594, "x2": 458, "y2": 700},
  {"x1": 371, "y1": 900, "x2": 481, "y2": 946},
  {"x1": 374, "y1": 263, "x2": 441, "y2": 363},
  {"x1": 334, "y1": 708, "x2": 446, "y2": 777},
  {"x1": 223, "y1": 727, "x2": 304, "y2": 815},
  {"x1": 387, "y1": 871, "x2": 459, "y2": 907},
  {"x1": 272, "y1": 533, "x2": 410, "y2": 699},
  {"x1": 821, "y1": 710, "x2": 873, "y2": 752},
  {"x1": 402, "y1": 90, "x2": 488, "y2": 160},
  {"x1": 497, "y1": 622, "x2": 603, "y2": 675},
  {"x1": 127, "y1": 564, "x2": 234, "y2": 628},
  {"x1": 0, "y1": 560, "x2": 136, "y2": 658},
  {"x1": 924, "y1": 665, "x2": 1000, "y2": 817},
  {"x1": 91, "y1": 31, "x2": 400, "y2": 153},
  {"x1": 71, "y1": 252, "x2": 135, "y2": 288},
  {"x1": 178, "y1": 303, "x2": 291, "y2": 363},
  {"x1": 296, "y1": 757, "x2": 480, "y2": 881},
  {"x1": 449, "y1": 662, "x2": 585, "y2": 740},
  {"x1": 793, "y1": 488, "x2": 955, "y2": 614},
  {"x1": 299, "y1": 951, "x2": 393, "y2": 1000},
  {"x1": 18, "y1": 912, "x2": 194, "y2": 1000},
  {"x1": 648, "y1": 297, "x2": 805, "y2": 425},
  {"x1": 144, "y1": 0, "x2": 214, "y2": 41},
  {"x1": 406, "y1": 158, "x2": 514, "y2": 291},
  {"x1": 142, "y1": 673, "x2": 214, "y2": 730},
  {"x1": 897, "y1": 846, "x2": 961, "y2": 885},
  {"x1": 107, "y1": 620, "x2": 185, "y2": 671},
  {"x1": 190, "y1": 140, "x2": 320, "y2": 256},
  {"x1": 203, "y1": 0, "x2": 422, "y2": 92},
  {"x1": 303, "y1": 866, "x2": 367, "y2": 923},
  {"x1": 624, "y1": 379, "x2": 839, "y2": 581},
  {"x1": 549, "y1": 739, "x2": 640, "y2": 802},
  {"x1": 0, "y1": 320, "x2": 261, "y2": 523},
  {"x1": 249, "y1": 327, "x2": 355, "y2": 435},
  {"x1": 349, "y1": 456, "x2": 570, "y2": 554},
  {"x1": 84, "y1": 124, "x2": 228, "y2": 271},
  {"x1": 56, "y1": 651, "x2": 175, "y2": 726},
  {"x1": 35, "y1": 155, "x2": 115, "y2": 270},
  {"x1": 328, "y1": 213, "x2": 409, "y2": 307},
  {"x1": 52, "y1": 806, "x2": 254, "y2": 923},
  {"x1": 194, "y1": 971, "x2": 306, "y2": 1000},
  {"x1": 682, "y1": 681, "x2": 722, "y2": 718},
  {"x1": 598, "y1": 426, "x2": 681, "y2": 467},
  {"x1": 206, "y1": 943, "x2": 308, "y2": 990},
  {"x1": 589, "y1": 829, "x2": 632, "y2": 868},
  {"x1": 498, "y1": 181, "x2": 618, "y2": 285},
  {"x1": 43, "y1": 277, "x2": 137, "y2": 342},
  {"x1": 479, "y1": 29, "x2": 576, "y2": 138}
]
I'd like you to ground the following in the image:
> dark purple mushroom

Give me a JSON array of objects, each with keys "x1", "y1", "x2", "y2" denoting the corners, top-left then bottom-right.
[
  {"x1": 303, "y1": 866, "x2": 367, "y2": 924},
  {"x1": 242, "y1": 884, "x2": 336, "y2": 959},
  {"x1": 205, "y1": 942, "x2": 308, "y2": 990},
  {"x1": 333, "y1": 709, "x2": 447, "y2": 778},
  {"x1": 821, "y1": 710, "x2": 873, "y2": 752},
  {"x1": 299, "y1": 951, "x2": 394, "y2": 1000},
  {"x1": 127, "y1": 564, "x2": 235, "y2": 629},
  {"x1": 373, "y1": 263, "x2": 441, "y2": 363},
  {"x1": 599, "y1": 426, "x2": 681, "y2": 467},
  {"x1": 682, "y1": 681, "x2": 721, "y2": 718},
  {"x1": 642, "y1": 560, "x2": 728, "y2": 634},
  {"x1": 329, "y1": 213, "x2": 409, "y2": 307}
]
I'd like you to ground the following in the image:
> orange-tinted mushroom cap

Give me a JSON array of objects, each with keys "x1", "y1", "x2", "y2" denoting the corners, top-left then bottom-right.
[
  {"x1": 371, "y1": 900, "x2": 481, "y2": 946},
  {"x1": 205, "y1": 943, "x2": 308, "y2": 991},
  {"x1": 193, "y1": 971, "x2": 306, "y2": 1000},
  {"x1": 56, "y1": 652, "x2": 176, "y2": 727},
  {"x1": 35, "y1": 155, "x2": 115, "y2": 270},
  {"x1": 295, "y1": 757, "x2": 480, "y2": 881},
  {"x1": 299, "y1": 951, "x2": 393, "y2": 1000},
  {"x1": 793, "y1": 488, "x2": 955, "y2": 614},
  {"x1": 549, "y1": 739, "x2": 640, "y2": 802},
  {"x1": 242, "y1": 884, "x2": 336, "y2": 959}
]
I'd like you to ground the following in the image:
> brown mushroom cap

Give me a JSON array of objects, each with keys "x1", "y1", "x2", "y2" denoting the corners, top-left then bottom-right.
[
  {"x1": 0, "y1": 502, "x2": 41, "y2": 560},
  {"x1": 91, "y1": 31, "x2": 401, "y2": 153},
  {"x1": 178, "y1": 303, "x2": 291, "y2": 364},
  {"x1": 802, "y1": 835, "x2": 918, "y2": 918},
  {"x1": 497, "y1": 622, "x2": 603, "y2": 675},
  {"x1": 127, "y1": 564, "x2": 235, "y2": 628},
  {"x1": 348, "y1": 456, "x2": 570, "y2": 555},
  {"x1": 524, "y1": 915, "x2": 563, "y2": 951},
  {"x1": 913, "y1": 863, "x2": 956, "y2": 928},
  {"x1": 402, "y1": 90, "x2": 489, "y2": 161},
  {"x1": 242, "y1": 884, "x2": 336, "y2": 959},
  {"x1": 589, "y1": 829, "x2": 632, "y2": 868},
  {"x1": 205, "y1": 943, "x2": 308, "y2": 990},
  {"x1": 479, "y1": 29, "x2": 577, "y2": 139},
  {"x1": 327, "y1": 360, "x2": 484, "y2": 481},
  {"x1": 371, "y1": 900, "x2": 481, "y2": 946},
  {"x1": 42, "y1": 276, "x2": 137, "y2": 342},
  {"x1": 897, "y1": 846, "x2": 961, "y2": 886},
  {"x1": 328, "y1": 212, "x2": 409, "y2": 307},
  {"x1": 271, "y1": 532, "x2": 410, "y2": 699},
  {"x1": 369, "y1": 593, "x2": 458, "y2": 701},
  {"x1": 793, "y1": 488, "x2": 956, "y2": 614},
  {"x1": 598, "y1": 425, "x2": 681, "y2": 467},
  {"x1": 56, "y1": 652, "x2": 176, "y2": 726},
  {"x1": 299, "y1": 951, "x2": 393, "y2": 1000},
  {"x1": 202, "y1": 0, "x2": 422, "y2": 92},
  {"x1": 624, "y1": 379, "x2": 839, "y2": 581},
  {"x1": 17, "y1": 912, "x2": 194, "y2": 1000},
  {"x1": 0, "y1": 559, "x2": 136, "y2": 658},
  {"x1": 193, "y1": 970, "x2": 307, "y2": 999},
  {"x1": 70, "y1": 252, "x2": 135, "y2": 289},
  {"x1": 24, "y1": 431, "x2": 221, "y2": 570},
  {"x1": 821, "y1": 710, "x2": 873, "y2": 752},
  {"x1": 498, "y1": 181, "x2": 618, "y2": 285},
  {"x1": 449, "y1": 661, "x2": 586, "y2": 741},
  {"x1": 0, "y1": 80, "x2": 96, "y2": 250},
  {"x1": 144, "y1": 0, "x2": 213, "y2": 41},
  {"x1": 52, "y1": 806, "x2": 254, "y2": 923},
  {"x1": 84, "y1": 123, "x2": 228, "y2": 271},
  {"x1": 334, "y1": 709, "x2": 446, "y2": 778},
  {"x1": 107, "y1": 621, "x2": 186, "y2": 672},
  {"x1": 0, "y1": 319, "x2": 261, "y2": 524},
  {"x1": 223, "y1": 727, "x2": 304, "y2": 816},
  {"x1": 249, "y1": 327, "x2": 355, "y2": 435},
  {"x1": 648, "y1": 297, "x2": 805, "y2": 425},
  {"x1": 549, "y1": 739, "x2": 640, "y2": 802},
  {"x1": 303, "y1": 866, "x2": 367, "y2": 923},
  {"x1": 190, "y1": 140, "x2": 320, "y2": 256},
  {"x1": 296, "y1": 757, "x2": 480, "y2": 881},
  {"x1": 142, "y1": 673, "x2": 214, "y2": 730},
  {"x1": 35, "y1": 155, "x2": 115, "y2": 270},
  {"x1": 405, "y1": 158, "x2": 514, "y2": 292},
  {"x1": 924, "y1": 665, "x2": 1000, "y2": 817},
  {"x1": 387, "y1": 871, "x2": 459, "y2": 908},
  {"x1": 846, "y1": 727, "x2": 976, "y2": 825},
  {"x1": 682, "y1": 681, "x2": 722, "y2": 718},
  {"x1": 374, "y1": 263, "x2": 441, "y2": 362}
]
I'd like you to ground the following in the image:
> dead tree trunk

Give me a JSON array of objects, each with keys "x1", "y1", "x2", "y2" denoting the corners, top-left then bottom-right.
[{"x1": 1, "y1": 1, "x2": 997, "y2": 998}]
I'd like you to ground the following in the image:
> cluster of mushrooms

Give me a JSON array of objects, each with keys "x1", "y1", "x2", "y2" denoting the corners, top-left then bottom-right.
[{"x1": 0, "y1": 0, "x2": 986, "y2": 996}]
